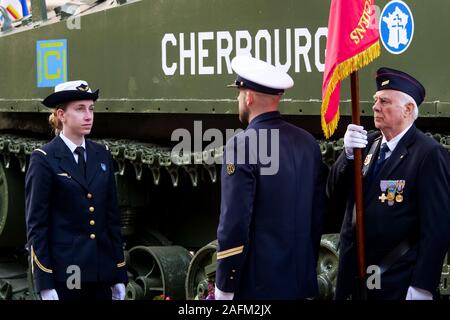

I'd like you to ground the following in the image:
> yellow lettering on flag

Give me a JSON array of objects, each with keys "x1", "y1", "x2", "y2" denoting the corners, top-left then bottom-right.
[{"x1": 350, "y1": 0, "x2": 373, "y2": 45}]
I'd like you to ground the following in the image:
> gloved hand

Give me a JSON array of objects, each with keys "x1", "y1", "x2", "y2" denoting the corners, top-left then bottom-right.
[
  {"x1": 343, "y1": 124, "x2": 368, "y2": 159},
  {"x1": 40, "y1": 289, "x2": 59, "y2": 300},
  {"x1": 111, "y1": 283, "x2": 126, "y2": 300},
  {"x1": 214, "y1": 285, "x2": 234, "y2": 300},
  {"x1": 405, "y1": 286, "x2": 433, "y2": 300}
]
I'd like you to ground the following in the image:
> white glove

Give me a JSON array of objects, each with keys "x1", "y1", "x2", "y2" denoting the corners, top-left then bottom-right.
[
  {"x1": 343, "y1": 124, "x2": 368, "y2": 159},
  {"x1": 111, "y1": 283, "x2": 126, "y2": 300},
  {"x1": 214, "y1": 285, "x2": 234, "y2": 300},
  {"x1": 405, "y1": 286, "x2": 433, "y2": 300},
  {"x1": 40, "y1": 289, "x2": 59, "y2": 300}
]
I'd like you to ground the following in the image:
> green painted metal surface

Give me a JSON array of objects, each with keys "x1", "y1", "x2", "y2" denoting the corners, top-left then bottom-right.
[{"x1": 0, "y1": 0, "x2": 448, "y2": 118}]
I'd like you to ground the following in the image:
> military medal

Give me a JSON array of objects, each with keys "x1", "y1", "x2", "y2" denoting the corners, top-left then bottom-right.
[
  {"x1": 380, "y1": 180, "x2": 397, "y2": 206},
  {"x1": 395, "y1": 180, "x2": 405, "y2": 203},
  {"x1": 387, "y1": 180, "x2": 397, "y2": 206},
  {"x1": 379, "y1": 180, "x2": 388, "y2": 204}
]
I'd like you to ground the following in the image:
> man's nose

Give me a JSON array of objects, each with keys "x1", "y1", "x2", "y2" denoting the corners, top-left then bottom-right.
[{"x1": 373, "y1": 102, "x2": 380, "y2": 112}]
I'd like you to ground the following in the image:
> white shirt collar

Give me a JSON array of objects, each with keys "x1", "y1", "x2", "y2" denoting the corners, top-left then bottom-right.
[
  {"x1": 59, "y1": 132, "x2": 86, "y2": 153},
  {"x1": 381, "y1": 123, "x2": 413, "y2": 153}
]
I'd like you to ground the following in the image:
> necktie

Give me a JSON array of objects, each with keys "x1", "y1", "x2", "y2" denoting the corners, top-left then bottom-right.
[
  {"x1": 74, "y1": 146, "x2": 86, "y2": 178},
  {"x1": 372, "y1": 142, "x2": 390, "y2": 177}
]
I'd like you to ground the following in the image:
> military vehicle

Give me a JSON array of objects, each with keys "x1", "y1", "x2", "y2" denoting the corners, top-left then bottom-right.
[{"x1": 0, "y1": 0, "x2": 448, "y2": 300}]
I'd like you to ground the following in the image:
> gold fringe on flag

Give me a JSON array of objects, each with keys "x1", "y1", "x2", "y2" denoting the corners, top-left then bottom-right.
[{"x1": 321, "y1": 41, "x2": 381, "y2": 139}]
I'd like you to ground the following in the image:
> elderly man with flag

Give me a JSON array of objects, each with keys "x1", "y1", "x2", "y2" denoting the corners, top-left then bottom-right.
[
  {"x1": 322, "y1": 0, "x2": 450, "y2": 300},
  {"x1": 328, "y1": 68, "x2": 450, "y2": 300}
]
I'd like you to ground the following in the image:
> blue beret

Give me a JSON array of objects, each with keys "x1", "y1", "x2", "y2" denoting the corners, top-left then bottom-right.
[{"x1": 376, "y1": 67, "x2": 426, "y2": 106}]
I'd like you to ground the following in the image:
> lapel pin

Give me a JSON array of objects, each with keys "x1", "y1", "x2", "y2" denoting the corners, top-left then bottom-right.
[
  {"x1": 101, "y1": 163, "x2": 107, "y2": 171},
  {"x1": 364, "y1": 154, "x2": 373, "y2": 166}
]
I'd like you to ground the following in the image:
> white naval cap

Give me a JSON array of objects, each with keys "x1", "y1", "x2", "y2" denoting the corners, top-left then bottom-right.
[
  {"x1": 54, "y1": 80, "x2": 94, "y2": 93},
  {"x1": 228, "y1": 56, "x2": 294, "y2": 95}
]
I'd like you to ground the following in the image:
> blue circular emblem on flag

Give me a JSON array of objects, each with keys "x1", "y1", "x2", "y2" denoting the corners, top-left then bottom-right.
[{"x1": 379, "y1": 0, "x2": 414, "y2": 55}]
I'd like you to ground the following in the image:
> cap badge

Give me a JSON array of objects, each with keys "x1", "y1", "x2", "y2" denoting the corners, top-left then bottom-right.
[
  {"x1": 381, "y1": 80, "x2": 390, "y2": 86},
  {"x1": 100, "y1": 163, "x2": 107, "y2": 171},
  {"x1": 76, "y1": 84, "x2": 90, "y2": 92},
  {"x1": 226, "y1": 163, "x2": 235, "y2": 175}
]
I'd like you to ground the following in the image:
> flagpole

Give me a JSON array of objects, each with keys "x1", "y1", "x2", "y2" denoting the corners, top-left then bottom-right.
[{"x1": 350, "y1": 71, "x2": 367, "y2": 300}]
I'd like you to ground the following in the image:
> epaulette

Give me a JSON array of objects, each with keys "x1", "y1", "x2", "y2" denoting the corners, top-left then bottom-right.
[{"x1": 34, "y1": 148, "x2": 47, "y2": 156}]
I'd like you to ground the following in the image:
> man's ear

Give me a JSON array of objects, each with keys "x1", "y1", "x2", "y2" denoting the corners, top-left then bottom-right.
[
  {"x1": 245, "y1": 90, "x2": 254, "y2": 106},
  {"x1": 404, "y1": 102, "x2": 414, "y2": 118}
]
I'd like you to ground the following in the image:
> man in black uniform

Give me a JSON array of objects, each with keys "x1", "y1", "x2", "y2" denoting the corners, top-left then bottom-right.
[
  {"x1": 327, "y1": 68, "x2": 450, "y2": 300},
  {"x1": 215, "y1": 56, "x2": 326, "y2": 300}
]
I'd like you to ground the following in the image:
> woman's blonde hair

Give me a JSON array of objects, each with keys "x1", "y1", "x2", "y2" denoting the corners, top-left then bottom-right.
[{"x1": 48, "y1": 104, "x2": 66, "y2": 135}]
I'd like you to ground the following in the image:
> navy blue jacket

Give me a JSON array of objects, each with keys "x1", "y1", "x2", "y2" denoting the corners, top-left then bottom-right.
[
  {"x1": 216, "y1": 111, "x2": 326, "y2": 300},
  {"x1": 25, "y1": 136, "x2": 128, "y2": 292},
  {"x1": 328, "y1": 126, "x2": 450, "y2": 299}
]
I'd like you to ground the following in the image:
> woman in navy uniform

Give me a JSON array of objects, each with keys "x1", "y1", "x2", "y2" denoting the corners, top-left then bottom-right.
[
  {"x1": 215, "y1": 56, "x2": 326, "y2": 300},
  {"x1": 25, "y1": 80, "x2": 128, "y2": 300},
  {"x1": 327, "y1": 68, "x2": 450, "y2": 300}
]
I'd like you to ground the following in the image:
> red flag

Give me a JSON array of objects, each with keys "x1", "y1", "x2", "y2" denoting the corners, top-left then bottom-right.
[{"x1": 321, "y1": 0, "x2": 381, "y2": 138}]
